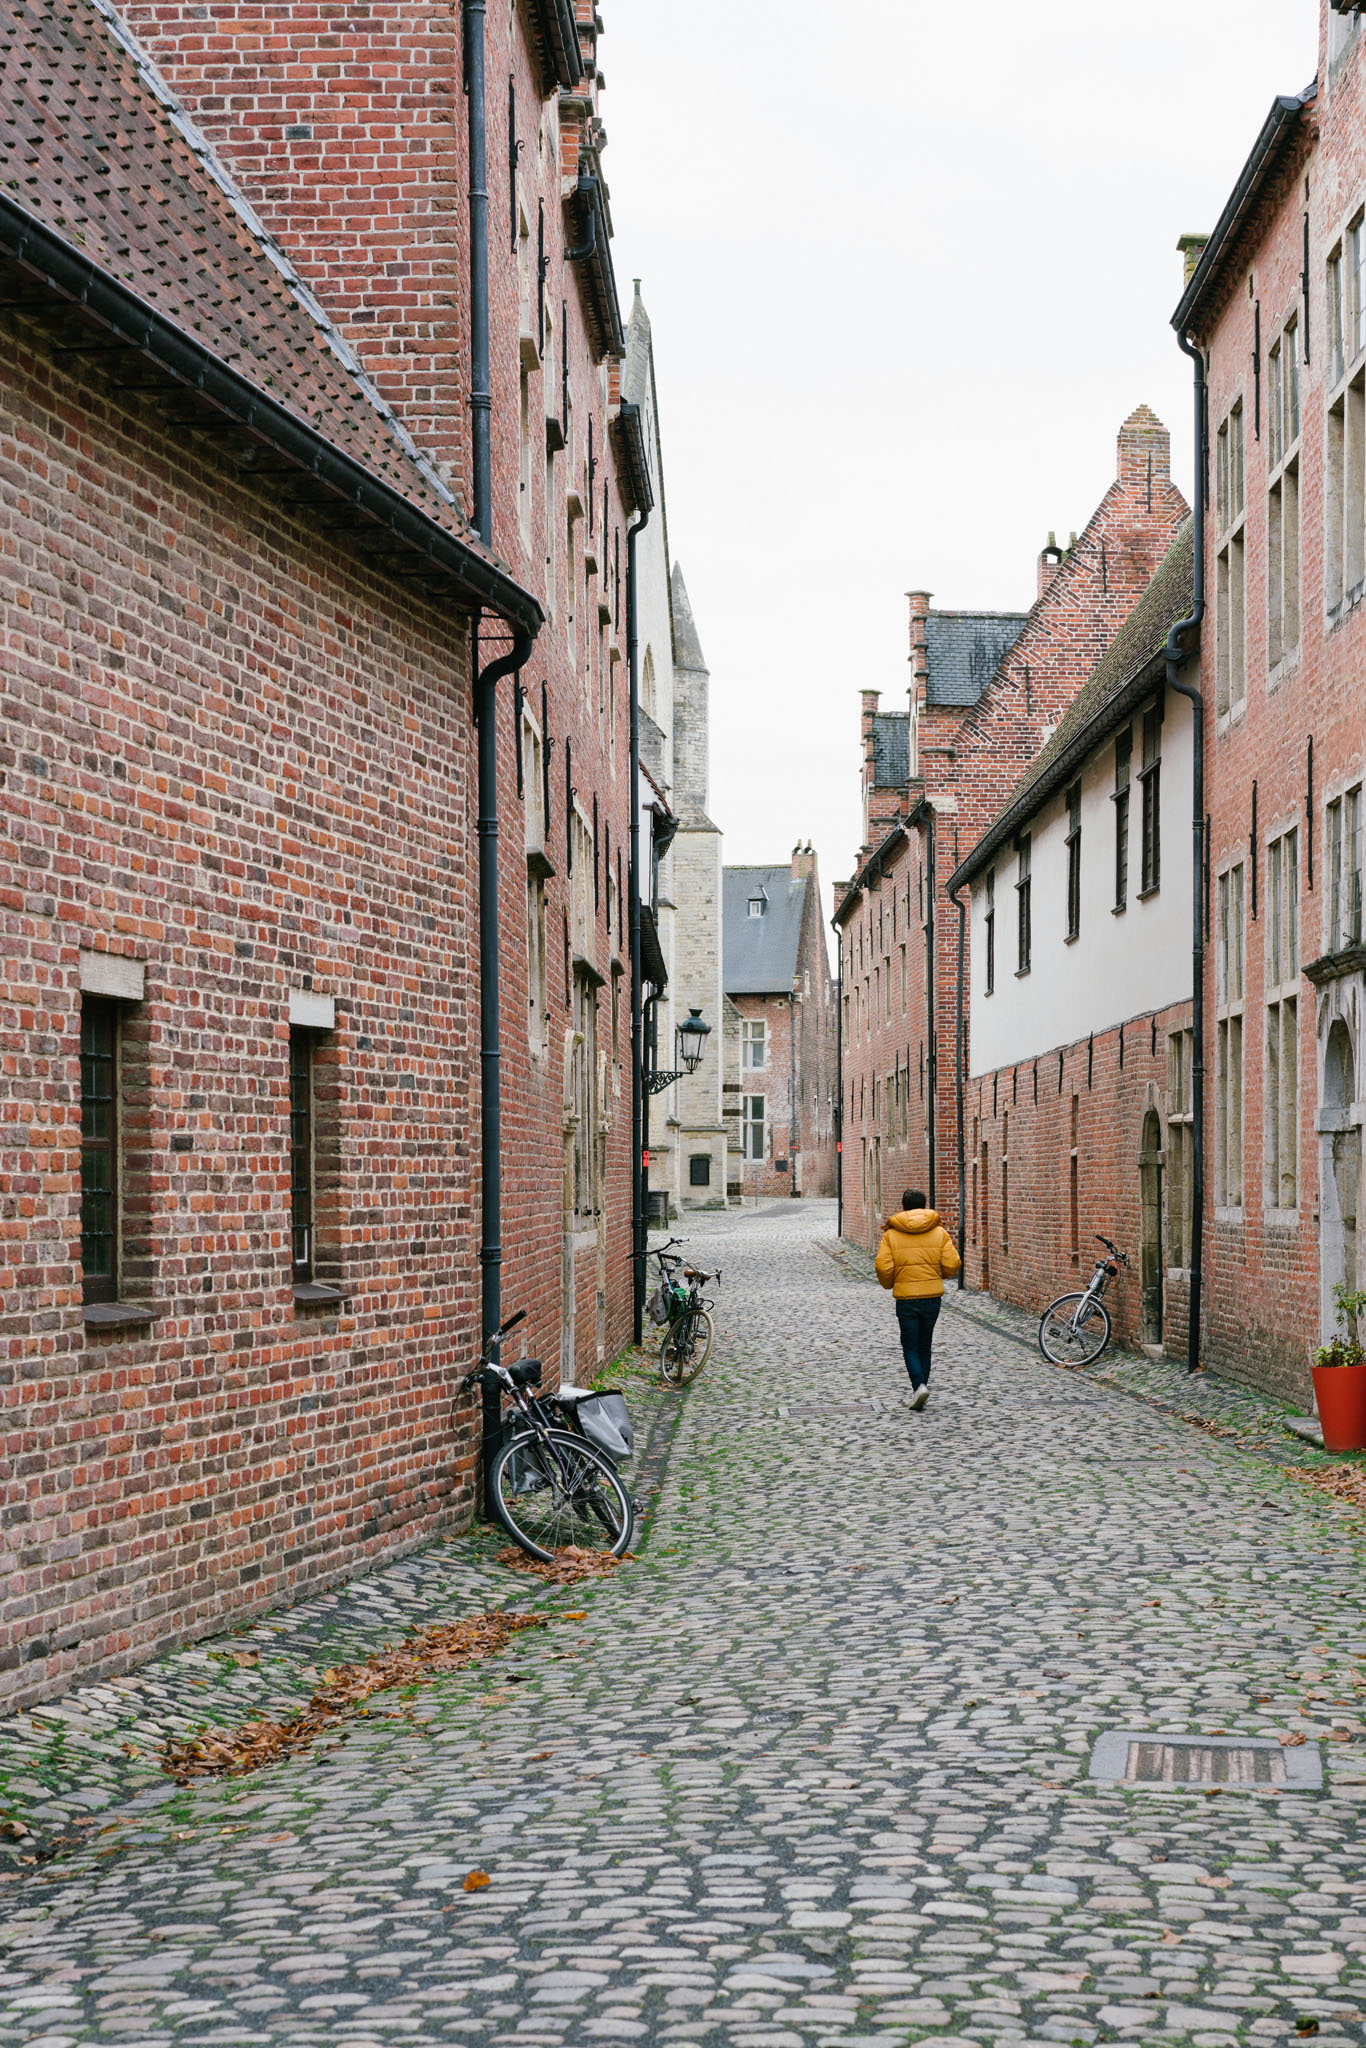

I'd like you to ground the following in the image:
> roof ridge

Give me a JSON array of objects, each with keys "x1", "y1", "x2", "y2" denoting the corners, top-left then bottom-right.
[{"x1": 83, "y1": 0, "x2": 461, "y2": 517}]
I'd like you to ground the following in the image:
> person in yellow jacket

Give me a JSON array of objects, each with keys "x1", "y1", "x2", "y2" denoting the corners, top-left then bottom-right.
[{"x1": 874, "y1": 1189, "x2": 962, "y2": 1411}]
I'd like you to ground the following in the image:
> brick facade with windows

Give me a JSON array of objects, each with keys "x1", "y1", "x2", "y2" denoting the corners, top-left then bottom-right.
[
  {"x1": 0, "y1": 0, "x2": 655, "y2": 1705},
  {"x1": 722, "y1": 851, "x2": 837, "y2": 1201},
  {"x1": 1175, "y1": 1, "x2": 1366, "y2": 1401},
  {"x1": 836, "y1": 410, "x2": 1189, "y2": 1260}
]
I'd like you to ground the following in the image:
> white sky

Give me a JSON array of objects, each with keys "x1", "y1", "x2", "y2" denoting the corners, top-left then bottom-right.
[{"x1": 604, "y1": 1, "x2": 1317, "y2": 947}]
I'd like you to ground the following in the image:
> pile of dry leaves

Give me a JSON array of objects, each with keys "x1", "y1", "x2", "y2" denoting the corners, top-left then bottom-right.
[
  {"x1": 1290, "y1": 1463, "x2": 1366, "y2": 1513},
  {"x1": 161, "y1": 1610, "x2": 546, "y2": 1783},
  {"x1": 496, "y1": 1545, "x2": 629, "y2": 1584}
]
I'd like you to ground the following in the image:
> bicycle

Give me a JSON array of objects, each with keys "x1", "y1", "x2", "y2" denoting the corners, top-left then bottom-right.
[
  {"x1": 460, "y1": 1311, "x2": 634, "y2": 1562},
  {"x1": 1038, "y1": 1236, "x2": 1129, "y2": 1366},
  {"x1": 646, "y1": 1238, "x2": 720, "y2": 1386}
]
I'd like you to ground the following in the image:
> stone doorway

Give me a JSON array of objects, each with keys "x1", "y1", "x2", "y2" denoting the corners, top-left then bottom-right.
[
  {"x1": 1139, "y1": 1108, "x2": 1164, "y2": 1350},
  {"x1": 1320, "y1": 1015, "x2": 1360, "y2": 1338}
]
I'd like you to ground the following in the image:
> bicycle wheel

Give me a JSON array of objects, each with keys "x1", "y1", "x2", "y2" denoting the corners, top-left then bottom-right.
[
  {"x1": 1038, "y1": 1293, "x2": 1110, "y2": 1366},
  {"x1": 490, "y1": 1427, "x2": 633, "y2": 1562},
  {"x1": 660, "y1": 1307, "x2": 714, "y2": 1387}
]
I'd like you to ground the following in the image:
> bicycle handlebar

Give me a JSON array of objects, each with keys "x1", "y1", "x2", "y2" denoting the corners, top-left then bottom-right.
[{"x1": 500, "y1": 1309, "x2": 526, "y2": 1336}]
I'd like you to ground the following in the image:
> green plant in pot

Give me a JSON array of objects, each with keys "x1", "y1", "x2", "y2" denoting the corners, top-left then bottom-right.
[{"x1": 1311, "y1": 1284, "x2": 1366, "y2": 1451}]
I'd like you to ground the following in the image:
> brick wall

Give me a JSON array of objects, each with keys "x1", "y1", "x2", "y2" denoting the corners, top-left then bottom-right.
[{"x1": 0, "y1": 325, "x2": 486, "y2": 1710}]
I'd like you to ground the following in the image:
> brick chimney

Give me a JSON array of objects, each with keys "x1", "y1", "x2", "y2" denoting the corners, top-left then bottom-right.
[
  {"x1": 791, "y1": 843, "x2": 816, "y2": 881},
  {"x1": 1037, "y1": 532, "x2": 1066, "y2": 600},
  {"x1": 860, "y1": 690, "x2": 880, "y2": 852},
  {"x1": 905, "y1": 590, "x2": 931, "y2": 714},
  {"x1": 1178, "y1": 233, "x2": 1210, "y2": 286}
]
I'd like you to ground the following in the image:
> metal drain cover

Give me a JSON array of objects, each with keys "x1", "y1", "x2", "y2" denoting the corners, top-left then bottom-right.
[{"x1": 1090, "y1": 1730, "x2": 1322, "y2": 1791}]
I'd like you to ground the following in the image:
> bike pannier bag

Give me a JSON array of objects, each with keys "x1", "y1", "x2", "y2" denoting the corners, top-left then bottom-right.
[
  {"x1": 574, "y1": 1390, "x2": 633, "y2": 1463},
  {"x1": 646, "y1": 1284, "x2": 669, "y2": 1327}
]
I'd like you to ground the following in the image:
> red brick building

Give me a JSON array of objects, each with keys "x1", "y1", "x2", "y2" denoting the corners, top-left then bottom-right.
[
  {"x1": 1172, "y1": 0, "x2": 1366, "y2": 1401},
  {"x1": 722, "y1": 850, "x2": 837, "y2": 1200},
  {"x1": 0, "y1": 0, "x2": 650, "y2": 1705},
  {"x1": 836, "y1": 410, "x2": 1189, "y2": 1256}
]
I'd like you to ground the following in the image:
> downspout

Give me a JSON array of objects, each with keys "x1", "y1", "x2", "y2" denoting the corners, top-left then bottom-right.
[
  {"x1": 924, "y1": 809, "x2": 937, "y2": 1210},
  {"x1": 1165, "y1": 331, "x2": 1208, "y2": 1373},
  {"x1": 464, "y1": 0, "x2": 492, "y2": 548},
  {"x1": 465, "y1": 0, "x2": 537, "y2": 1492},
  {"x1": 628, "y1": 502, "x2": 652, "y2": 1342},
  {"x1": 946, "y1": 878, "x2": 968, "y2": 1290},
  {"x1": 833, "y1": 943, "x2": 843, "y2": 1239}
]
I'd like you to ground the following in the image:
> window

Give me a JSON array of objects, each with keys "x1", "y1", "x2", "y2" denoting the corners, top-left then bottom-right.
[
  {"x1": 1267, "y1": 317, "x2": 1301, "y2": 669},
  {"x1": 984, "y1": 870, "x2": 996, "y2": 995},
  {"x1": 518, "y1": 366, "x2": 533, "y2": 550},
  {"x1": 1113, "y1": 727, "x2": 1131, "y2": 909},
  {"x1": 1001, "y1": 1111, "x2": 1009, "y2": 1257},
  {"x1": 741, "y1": 1018, "x2": 767, "y2": 1070},
  {"x1": 743, "y1": 1094, "x2": 766, "y2": 1163},
  {"x1": 1215, "y1": 864, "x2": 1245, "y2": 1211},
  {"x1": 1326, "y1": 217, "x2": 1366, "y2": 614},
  {"x1": 1215, "y1": 403, "x2": 1246, "y2": 716},
  {"x1": 1065, "y1": 780, "x2": 1082, "y2": 941},
  {"x1": 1265, "y1": 828, "x2": 1299, "y2": 1211},
  {"x1": 544, "y1": 447, "x2": 556, "y2": 610},
  {"x1": 1327, "y1": 784, "x2": 1364, "y2": 951},
  {"x1": 748, "y1": 889, "x2": 768, "y2": 918},
  {"x1": 571, "y1": 970, "x2": 599, "y2": 1215},
  {"x1": 1167, "y1": 1029, "x2": 1194, "y2": 1267},
  {"x1": 899, "y1": 942, "x2": 908, "y2": 1012},
  {"x1": 1015, "y1": 837, "x2": 1031, "y2": 976},
  {"x1": 1139, "y1": 702, "x2": 1161, "y2": 894},
  {"x1": 81, "y1": 999, "x2": 120, "y2": 1303},
  {"x1": 289, "y1": 1028, "x2": 315, "y2": 1283},
  {"x1": 1069, "y1": 1094, "x2": 1080, "y2": 1265},
  {"x1": 689, "y1": 1154, "x2": 711, "y2": 1188}
]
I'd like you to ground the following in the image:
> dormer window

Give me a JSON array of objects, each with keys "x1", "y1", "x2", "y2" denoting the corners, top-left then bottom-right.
[{"x1": 748, "y1": 889, "x2": 768, "y2": 918}]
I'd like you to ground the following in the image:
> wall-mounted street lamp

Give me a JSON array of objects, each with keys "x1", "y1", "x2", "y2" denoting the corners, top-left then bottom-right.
[{"x1": 646, "y1": 1006, "x2": 711, "y2": 1095}]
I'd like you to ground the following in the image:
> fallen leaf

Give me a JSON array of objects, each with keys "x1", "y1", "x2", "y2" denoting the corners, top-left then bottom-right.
[
  {"x1": 462, "y1": 1870, "x2": 491, "y2": 1893},
  {"x1": 1279, "y1": 1731, "x2": 1309, "y2": 1747},
  {"x1": 1161, "y1": 1929, "x2": 1182, "y2": 1945},
  {"x1": 1198, "y1": 1876, "x2": 1231, "y2": 1889},
  {"x1": 527, "y1": 1750, "x2": 553, "y2": 1761},
  {"x1": 564, "y1": 1611, "x2": 588, "y2": 1621}
]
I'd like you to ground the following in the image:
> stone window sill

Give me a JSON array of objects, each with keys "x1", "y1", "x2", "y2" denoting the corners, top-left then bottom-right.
[
  {"x1": 293, "y1": 1283, "x2": 349, "y2": 1310},
  {"x1": 1137, "y1": 884, "x2": 1160, "y2": 902},
  {"x1": 83, "y1": 1301, "x2": 157, "y2": 1332}
]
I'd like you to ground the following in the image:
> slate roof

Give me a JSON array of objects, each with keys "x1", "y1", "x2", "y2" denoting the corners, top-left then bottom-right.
[
  {"x1": 0, "y1": 0, "x2": 493, "y2": 558},
  {"x1": 952, "y1": 520, "x2": 1195, "y2": 890},
  {"x1": 872, "y1": 713, "x2": 909, "y2": 788},
  {"x1": 724, "y1": 867, "x2": 805, "y2": 995},
  {"x1": 925, "y1": 611, "x2": 1029, "y2": 708}
]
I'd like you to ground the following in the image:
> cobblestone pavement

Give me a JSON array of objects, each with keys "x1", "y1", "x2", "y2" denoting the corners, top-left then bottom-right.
[{"x1": 4, "y1": 1199, "x2": 1366, "y2": 2048}]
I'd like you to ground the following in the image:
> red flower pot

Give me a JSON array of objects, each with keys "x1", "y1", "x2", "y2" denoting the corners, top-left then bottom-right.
[{"x1": 1311, "y1": 1361, "x2": 1366, "y2": 1453}]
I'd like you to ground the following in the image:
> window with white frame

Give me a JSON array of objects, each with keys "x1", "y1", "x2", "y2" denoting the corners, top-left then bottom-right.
[
  {"x1": 741, "y1": 1018, "x2": 767, "y2": 1070},
  {"x1": 1139, "y1": 701, "x2": 1162, "y2": 894},
  {"x1": 1265, "y1": 827, "x2": 1299, "y2": 1211},
  {"x1": 1267, "y1": 316, "x2": 1301, "y2": 668},
  {"x1": 1327, "y1": 783, "x2": 1364, "y2": 951},
  {"x1": 1113, "y1": 727, "x2": 1131, "y2": 910},
  {"x1": 1215, "y1": 862, "x2": 1246, "y2": 1211},
  {"x1": 984, "y1": 869, "x2": 996, "y2": 995},
  {"x1": 742, "y1": 1093, "x2": 766, "y2": 1163},
  {"x1": 1326, "y1": 214, "x2": 1366, "y2": 615},
  {"x1": 1015, "y1": 835, "x2": 1031, "y2": 976},
  {"x1": 1166, "y1": 1028, "x2": 1194, "y2": 1268},
  {"x1": 1065, "y1": 780, "x2": 1081, "y2": 941},
  {"x1": 1215, "y1": 402, "x2": 1246, "y2": 717}
]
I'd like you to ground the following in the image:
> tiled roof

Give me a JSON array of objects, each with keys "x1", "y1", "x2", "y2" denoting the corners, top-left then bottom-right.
[
  {"x1": 925, "y1": 611, "x2": 1029, "y2": 707},
  {"x1": 872, "y1": 713, "x2": 909, "y2": 788},
  {"x1": 952, "y1": 521, "x2": 1195, "y2": 889},
  {"x1": 0, "y1": 0, "x2": 497, "y2": 563},
  {"x1": 723, "y1": 867, "x2": 805, "y2": 995}
]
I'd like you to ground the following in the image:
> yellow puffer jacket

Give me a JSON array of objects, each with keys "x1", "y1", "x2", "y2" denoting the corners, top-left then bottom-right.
[{"x1": 874, "y1": 1209, "x2": 963, "y2": 1299}]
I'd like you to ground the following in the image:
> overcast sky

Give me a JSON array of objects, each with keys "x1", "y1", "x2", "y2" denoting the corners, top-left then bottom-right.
[{"x1": 604, "y1": 1, "x2": 1317, "y2": 950}]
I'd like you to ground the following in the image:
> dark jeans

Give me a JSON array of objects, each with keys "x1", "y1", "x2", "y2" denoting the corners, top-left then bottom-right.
[{"x1": 895, "y1": 1296, "x2": 941, "y2": 1390}]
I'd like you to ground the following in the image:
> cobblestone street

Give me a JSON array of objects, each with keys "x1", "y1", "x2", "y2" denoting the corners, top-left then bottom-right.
[{"x1": 4, "y1": 1199, "x2": 1366, "y2": 2047}]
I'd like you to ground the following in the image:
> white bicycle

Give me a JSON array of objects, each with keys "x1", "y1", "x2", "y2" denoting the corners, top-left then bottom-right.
[{"x1": 1038, "y1": 1236, "x2": 1129, "y2": 1366}]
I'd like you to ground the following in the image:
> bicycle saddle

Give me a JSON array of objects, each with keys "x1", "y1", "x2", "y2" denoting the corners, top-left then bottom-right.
[
  {"x1": 508, "y1": 1358, "x2": 542, "y2": 1387},
  {"x1": 684, "y1": 1266, "x2": 713, "y2": 1282}
]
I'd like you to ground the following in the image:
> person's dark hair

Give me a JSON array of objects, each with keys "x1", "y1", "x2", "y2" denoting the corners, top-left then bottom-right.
[{"x1": 903, "y1": 1188, "x2": 926, "y2": 1210}]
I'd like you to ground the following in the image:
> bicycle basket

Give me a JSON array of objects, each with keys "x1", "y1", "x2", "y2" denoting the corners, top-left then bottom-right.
[
  {"x1": 646, "y1": 1283, "x2": 669, "y2": 1327},
  {"x1": 572, "y1": 1390, "x2": 633, "y2": 1463}
]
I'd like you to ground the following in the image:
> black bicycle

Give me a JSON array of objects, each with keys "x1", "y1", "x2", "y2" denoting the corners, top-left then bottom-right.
[
  {"x1": 460, "y1": 1312, "x2": 634, "y2": 1561},
  {"x1": 1038, "y1": 1236, "x2": 1130, "y2": 1366},
  {"x1": 647, "y1": 1238, "x2": 720, "y2": 1386}
]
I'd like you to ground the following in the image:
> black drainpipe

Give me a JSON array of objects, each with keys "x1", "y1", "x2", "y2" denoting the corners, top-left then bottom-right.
[
  {"x1": 945, "y1": 876, "x2": 968, "y2": 1290},
  {"x1": 832, "y1": 941, "x2": 843, "y2": 1240},
  {"x1": 628, "y1": 501, "x2": 652, "y2": 1342},
  {"x1": 924, "y1": 808, "x2": 937, "y2": 1211},
  {"x1": 465, "y1": 0, "x2": 537, "y2": 1496},
  {"x1": 1164, "y1": 331, "x2": 1208, "y2": 1373}
]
